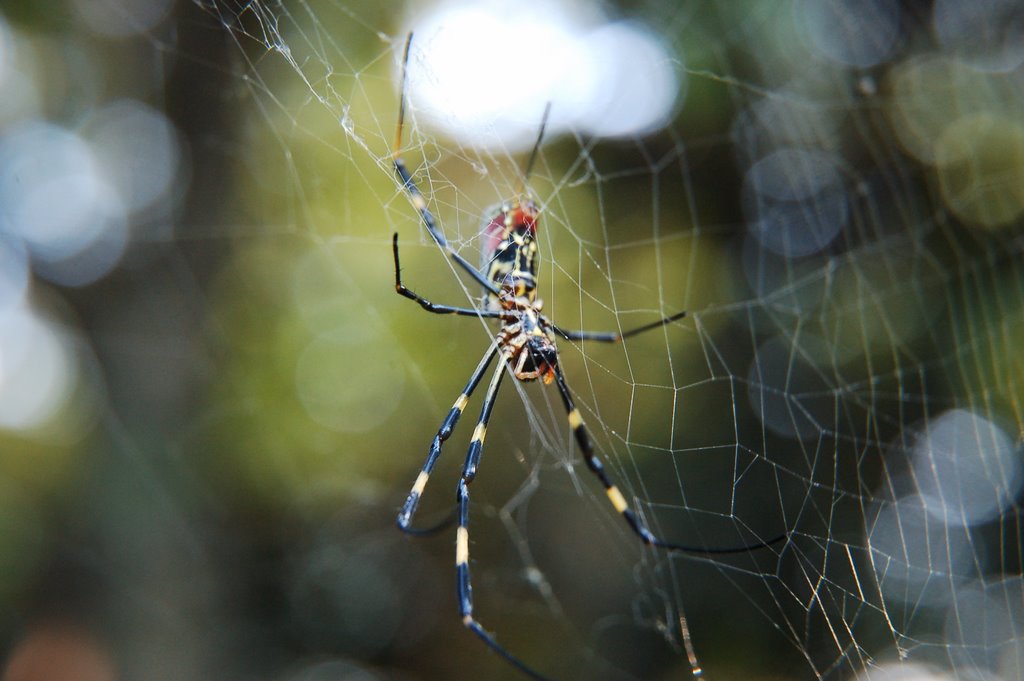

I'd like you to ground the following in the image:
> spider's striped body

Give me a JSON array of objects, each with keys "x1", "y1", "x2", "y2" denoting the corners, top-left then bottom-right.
[{"x1": 478, "y1": 198, "x2": 558, "y2": 384}]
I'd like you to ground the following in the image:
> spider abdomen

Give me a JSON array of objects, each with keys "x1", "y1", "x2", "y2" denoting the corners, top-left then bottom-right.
[{"x1": 482, "y1": 200, "x2": 540, "y2": 308}]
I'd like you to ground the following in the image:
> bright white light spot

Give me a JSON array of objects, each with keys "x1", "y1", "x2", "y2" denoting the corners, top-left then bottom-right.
[
  {"x1": 406, "y1": 3, "x2": 582, "y2": 148},
  {"x1": 0, "y1": 308, "x2": 76, "y2": 431},
  {"x1": 0, "y1": 122, "x2": 128, "y2": 286},
  {"x1": 85, "y1": 99, "x2": 180, "y2": 215},
  {"x1": 71, "y1": 0, "x2": 175, "y2": 38},
  {"x1": 576, "y1": 22, "x2": 680, "y2": 137},
  {"x1": 933, "y1": 0, "x2": 1024, "y2": 73},
  {"x1": 867, "y1": 495, "x2": 980, "y2": 609},
  {"x1": 796, "y1": 0, "x2": 901, "y2": 68},
  {"x1": 911, "y1": 409, "x2": 1021, "y2": 527},
  {"x1": 404, "y1": 2, "x2": 680, "y2": 148},
  {"x1": 743, "y1": 148, "x2": 849, "y2": 257}
]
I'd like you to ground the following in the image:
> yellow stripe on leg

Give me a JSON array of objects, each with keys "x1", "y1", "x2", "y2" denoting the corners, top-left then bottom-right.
[
  {"x1": 606, "y1": 485, "x2": 629, "y2": 514},
  {"x1": 412, "y1": 470, "x2": 429, "y2": 495},
  {"x1": 454, "y1": 394, "x2": 469, "y2": 411},
  {"x1": 456, "y1": 527, "x2": 469, "y2": 566},
  {"x1": 471, "y1": 423, "x2": 487, "y2": 443},
  {"x1": 567, "y1": 408, "x2": 583, "y2": 429},
  {"x1": 412, "y1": 193, "x2": 427, "y2": 211}
]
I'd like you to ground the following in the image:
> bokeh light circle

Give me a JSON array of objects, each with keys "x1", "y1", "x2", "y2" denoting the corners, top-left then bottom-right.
[
  {"x1": 743, "y1": 148, "x2": 849, "y2": 257},
  {"x1": 933, "y1": 0, "x2": 1024, "y2": 73},
  {"x1": 295, "y1": 330, "x2": 406, "y2": 433},
  {"x1": 85, "y1": 98, "x2": 181, "y2": 215},
  {"x1": 0, "y1": 308, "x2": 77, "y2": 432},
  {"x1": 910, "y1": 409, "x2": 1022, "y2": 527},
  {"x1": 404, "y1": 2, "x2": 680, "y2": 147},
  {"x1": 797, "y1": 0, "x2": 901, "y2": 68},
  {"x1": 934, "y1": 114, "x2": 1024, "y2": 230},
  {"x1": 0, "y1": 122, "x2": 128, "y2": 286},
  {"x1": 867, "y1": 495, "x2": 981, "y2": 609}
]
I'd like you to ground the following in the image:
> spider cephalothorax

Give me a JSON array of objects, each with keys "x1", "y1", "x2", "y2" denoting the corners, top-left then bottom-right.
[{"x1": 493, "y1": 288, "x2": 558, "y2": 384}]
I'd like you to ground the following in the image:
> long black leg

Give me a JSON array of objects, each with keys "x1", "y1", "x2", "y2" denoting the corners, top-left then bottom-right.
[
  {"x1": 455, "y1": 354, "x2": 553, "y2": 681},
  {"x1": 549, "y1": 310, "x2": 688, "y2": 343},
  {"x1": 551, "y1": 364, "x2": 787, "y2": 553},
  {"x1": 393, "y1": 234, "x2": 503, "y2": 318},
  {"x1": 396, "y1": 345, "x2": 500, "y2": 536},
  {"x1": 392, "y1": 34, "x2": 503, "y2": 298}
]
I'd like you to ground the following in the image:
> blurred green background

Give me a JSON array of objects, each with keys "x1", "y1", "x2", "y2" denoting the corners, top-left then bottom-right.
[{"x1": 1, "y1": 1, "x2": 1023, "y2": 681}]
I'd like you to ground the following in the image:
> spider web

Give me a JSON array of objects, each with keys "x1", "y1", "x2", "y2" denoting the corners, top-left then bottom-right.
[{"x1": 185, "y1": 2, "x2": 1024, "y2": 680}]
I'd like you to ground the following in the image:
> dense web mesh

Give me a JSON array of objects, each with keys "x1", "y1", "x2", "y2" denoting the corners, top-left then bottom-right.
[
  {"x1": 186, "y1": 1, "x2": 1024, "y2": 680},
  {"x1": 4, "y1": 1, "x2": 1020, "y2": 680}
]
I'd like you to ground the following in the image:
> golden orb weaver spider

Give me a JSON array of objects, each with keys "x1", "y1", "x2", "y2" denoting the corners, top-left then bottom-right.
[{"x1": 390, "y1": 33, "x2": 785, "y2": 681}]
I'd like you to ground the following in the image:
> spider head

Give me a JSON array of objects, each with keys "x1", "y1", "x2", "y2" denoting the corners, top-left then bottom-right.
[{"x1": 506, "y1": 198, "x2": 538, "y2": 235}]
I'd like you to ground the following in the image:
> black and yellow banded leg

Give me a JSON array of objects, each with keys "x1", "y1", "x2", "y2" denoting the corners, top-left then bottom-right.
[
  {"x1": 392, "y1": 33, "x2": 503, "y2": 299},
  {"x1": 454, "y1": 356, "x2": 553, "y2": 681},
  {"x1": 551, "y1": 365, "x2": 785, "y2": 555},
  {"x1": 396, "y1": 345, "x2": 500, "y2": 536},
  {"x1": 549, "y1": 310, "x2": 688, "y2": 343},
  {"x1": 391, "y1": 160, "x2": 503, "y2": 297},
  {"x1": 392, "y1": 234, "x2": 504, "y2": 318}
]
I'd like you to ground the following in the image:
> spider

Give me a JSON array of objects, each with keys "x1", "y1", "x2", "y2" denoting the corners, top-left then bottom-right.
[{"x1": 389, "y1": 33, "x2": 784, "y2": 681}]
